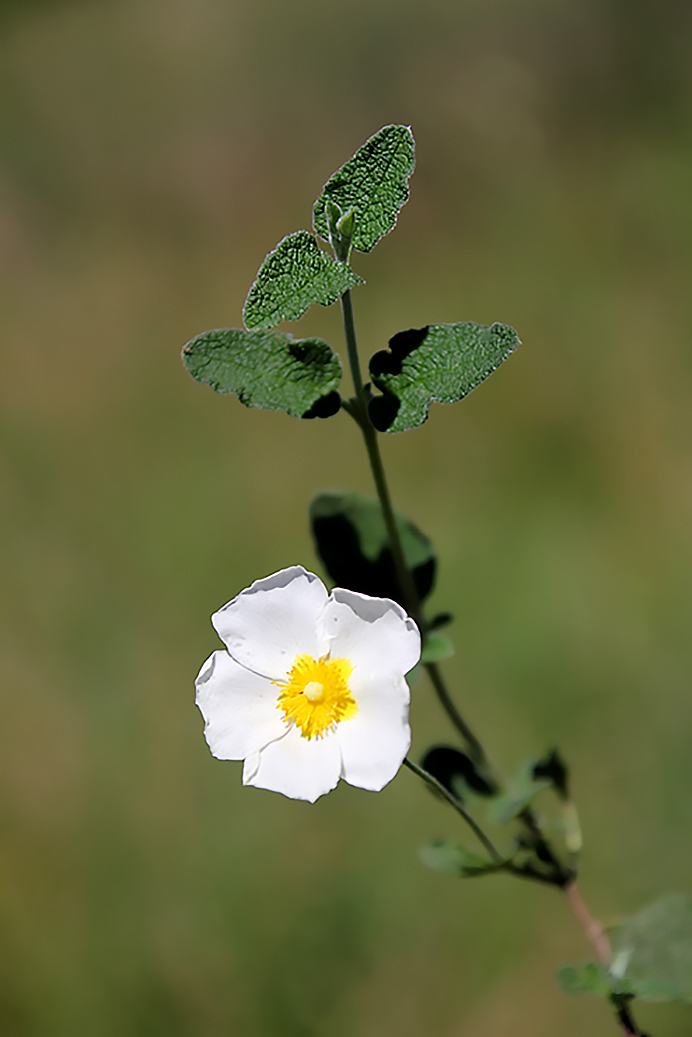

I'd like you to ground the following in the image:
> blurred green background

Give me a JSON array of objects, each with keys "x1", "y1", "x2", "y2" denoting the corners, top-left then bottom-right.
[{"x1": 1, "y1": 0, "x2": 692, "y2": 1034}]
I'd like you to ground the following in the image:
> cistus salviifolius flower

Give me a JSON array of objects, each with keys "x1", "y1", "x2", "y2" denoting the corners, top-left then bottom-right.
[{"x1": 195, "y1": 566, "x2": 421, "y2": 802}]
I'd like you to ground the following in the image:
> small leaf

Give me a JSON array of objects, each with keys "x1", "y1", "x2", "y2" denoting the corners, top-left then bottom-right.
[
  {"x1": 489, "y1": 761, "x2": 550, "y2": 824},
  {"x1": 368, "y1": 322, "x2": 520, "y2": 433},
  {"x1": 421, "y1": 746, "x2": 497, "y2": 800},
  {"x1": 182, "y1": 328, "x2": 342, "y2": 419},
  {"x1": 429, "y1": 611, "x2": 453, "y2": 631},
  {"x1": 420, "y1": 631, "x2": 454, "y2": 664},
  {"x1": 420, "y1": 839, "x2": 494, "y2": 878},
  {"x1": 609, "y1": 894, "x2": 692, "y2": 1003},
  {"x1": 243, "y1": 231, "x2": 363, "y2": 331},
  {"x1": 557, "y1": 963, "x2": 612, "y2": 998},
  {"x1": 310, "y1": 491, "x2": 435, "y2": 609},
  {"x1": 313, "y1": 125, "x2": 415, "y2": 253},
  {"x1": 491, "y1": 786, "x2": 550, "y2": 825},
  {"x1": 532, "y1": 748, "x2": 570, "y2": 800}
]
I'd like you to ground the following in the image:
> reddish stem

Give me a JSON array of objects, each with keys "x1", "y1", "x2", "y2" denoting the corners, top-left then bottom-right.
[{"x1": 564, "y1": 881, "x2": 612, "y2": 964}]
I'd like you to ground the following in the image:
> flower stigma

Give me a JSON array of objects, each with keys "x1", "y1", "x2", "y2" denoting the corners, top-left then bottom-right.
[
  {"x1": 303, "y1": 681, "x2": 324, "y2": 702},
  {"x1": 275, "y1": 653, "x2": 357, "y2": 740}
]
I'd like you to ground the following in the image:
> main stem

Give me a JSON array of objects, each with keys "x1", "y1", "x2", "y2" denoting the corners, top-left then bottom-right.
[
  {"x1": 340, "y1": 290, "x2": 422, "y2": 627},
  {"x1": 340, "y1": 292, "x2": 494, "y2": 758},
  {"x1": 338, "y1": 289, "x2": 648, "y2": 1037},
  {"x1": 425, "y1": 660, "x2": 487, "y2": 764}
]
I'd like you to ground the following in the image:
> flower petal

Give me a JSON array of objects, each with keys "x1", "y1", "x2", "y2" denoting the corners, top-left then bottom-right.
[
  {"x1": 212, "y1": 566, "x2": 329, "y2": 680},
  {"x1": 337, "y1": 672, "x2": 411, "y2": 791},
  {"x1": 195, "y1": 650, "x2": 287, "y2": 760},
  {"x1": 243, "y1": 726, "x2": 342, "y2": 802},
  {"x1": 320, "y1": 588, "x2": 421, "y2": 681}
]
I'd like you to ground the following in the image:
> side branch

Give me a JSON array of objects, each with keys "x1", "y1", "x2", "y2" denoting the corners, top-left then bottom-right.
[
  {"x1": 403, "y1": 757, "x2": 504, "y2": 865},
  {"x1": 563, "y1": 884, "x2": 649, "y2": 1037}
]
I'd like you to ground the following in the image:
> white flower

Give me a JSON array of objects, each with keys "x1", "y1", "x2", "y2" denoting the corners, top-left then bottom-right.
[{"x1": 195, "y1": 565, "x2": 421, "y2": 802}]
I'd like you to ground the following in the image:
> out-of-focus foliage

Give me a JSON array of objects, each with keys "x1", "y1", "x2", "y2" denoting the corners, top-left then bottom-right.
[
  {"x1": 559, "y1": 895, "x2": 692, "y2": 1004},
  {"x1": 1, "y1": 1, "x2": 692, "y2": 1036},
  {"x1": 610, "y1": 895, "x2": 692, "y2": 1003},
  {"x1": 420, "y1": 839, "x2": 496, "y2": 878}
]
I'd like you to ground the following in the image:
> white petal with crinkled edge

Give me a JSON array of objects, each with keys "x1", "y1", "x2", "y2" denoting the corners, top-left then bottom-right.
[
  {"x1": 337, "y1": 672, "x2": 411, "y2": 790},
  {"x1": 212, "y1": 566, "x2": 329, "y2": 681},
  {"x1": 195, "y1": 650, "x2": 287, "y2": 760},
  {"x1": 320, "y1": 588, "x2": 420, "y2": 683},
  {"x1": 243, "y1": 726, "x2": 342, "y2": 802}
]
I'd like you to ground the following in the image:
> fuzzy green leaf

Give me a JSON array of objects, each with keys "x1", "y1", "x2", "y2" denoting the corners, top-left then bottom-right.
[
  {"x1": 182, "y1": 328, "x2": 342, "y2": 419},
  {"x1": 368, "y1": 322, "x2": 520, "y2": 433},
  {"x1": 419, "y1": 840, "x2": 494, "y2": 878},
  {"x1": 608, "y1": 895, "x2": 692, "y2": 1003},
  {"x1": 313, "y1": 125, "x2": 415, "y2": 254},
  {"x1": 243, "y1": 231, "x2": 363, "y2": 331}
]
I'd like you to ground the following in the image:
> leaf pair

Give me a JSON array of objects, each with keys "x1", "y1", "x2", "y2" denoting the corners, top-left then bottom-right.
[
  {"x1": 244, "y1": 124, "x2": 416, "y2": 330},
  {"x1": 183, "y1": 126, "x2": 416, "y2": 420},
  {"x1": 182, "y1": 317, "x2": 521, "y2": 430},
  {"x1": 182, "y1": 124, "x2": 520, "y2": 430}
]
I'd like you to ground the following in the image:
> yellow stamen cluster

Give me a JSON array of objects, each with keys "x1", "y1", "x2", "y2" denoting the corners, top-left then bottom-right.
[{"x1": 275, "y1": 653, "x2": 357, "y2": 739}]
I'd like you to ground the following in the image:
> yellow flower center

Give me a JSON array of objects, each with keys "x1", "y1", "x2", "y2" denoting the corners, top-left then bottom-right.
[{"x1": 275, "y1": 654, "x2": 357, "y2": 740}]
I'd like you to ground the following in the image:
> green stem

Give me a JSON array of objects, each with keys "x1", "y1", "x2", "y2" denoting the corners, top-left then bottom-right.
[
  {"x1": 403, "y1": 758, "x2": 504, "y2": 865},
  {"x1": 339, "y1": 290, "x2": 422, "y2": 627},
  {"x1": 339, "y1": 290, "x2": 490, "y2": 761},
  {"x1": 340, "y1": 289, "x2": 367, "y2": 402},
  {"x1": 520, "y1": 808, "x2": 574, "y2": 888},
  {"x1": 424, "y1": 660, "x2": 487, "y2": 765}
]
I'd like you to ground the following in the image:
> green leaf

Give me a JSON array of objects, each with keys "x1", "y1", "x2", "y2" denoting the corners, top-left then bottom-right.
[
  {"x1": 313, "y1": 125, "x2": 415, "y2": 254},
  {"x1": 368, "y1": 322, "x2": 520, "y2": 433},
  {"x1": 182, "y1": 328, "x2": 342, "y2": 419},
  {"x1": 489, "y1": 761, "x2": 550, "y2": 824},
  {"x1": 420, "y1": 630, "x2": 454, "y2": 664},
  {"x1": 310, "y1": 491, "x2": 435, "y2": 610},
  {"x1": 419, "y1": 840, "x2": 494, "y2": 878},
  {"x1": 532, "y1": 748, "x2": 570, "y2": 800},
  {"x1": 421, "y1": 747, "x2": 498, "y2": 800},
  {"x1": 608, "y1": 894, "x2": 692, "y2": 1003},
  {"x1": 557, "y1": 963, "x2": 612, "y2": 998},
  {"x1": 243, "y1": 231, "x2": 363, "y2": 331}
]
